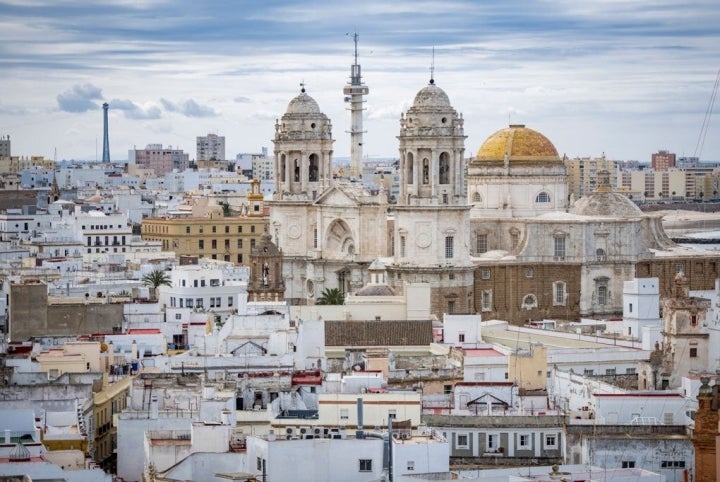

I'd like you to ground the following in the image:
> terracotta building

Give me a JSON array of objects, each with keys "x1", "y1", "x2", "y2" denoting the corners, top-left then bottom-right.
[{"x1": 692, "y1": 376, "x2": 718, "y2": 482}]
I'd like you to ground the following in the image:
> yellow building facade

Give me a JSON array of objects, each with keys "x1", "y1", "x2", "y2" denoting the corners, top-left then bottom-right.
[
  {"x1": 507, "y1": 344, "x2": 547, "y2": 392},
  {"x1": 92, "y1": 375, "x2": 131, "y2": 469},
  {"x1": 0, "y1": 155, "x2": 54, "y2": 173},
  {"x1": 141, "y1": 214, "x2": 269, "y2": 265}
]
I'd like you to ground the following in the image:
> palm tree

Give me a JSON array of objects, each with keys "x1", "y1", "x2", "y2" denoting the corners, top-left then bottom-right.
[
  {"x1": 316, "y1": 288, "x2": 344, "y2": 305},
  {"x1": 142, "y1": 269, "x2": 172, "y2": 300}
]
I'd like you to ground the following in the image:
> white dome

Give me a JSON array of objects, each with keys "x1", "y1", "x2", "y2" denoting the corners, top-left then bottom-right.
[
  {"x1": 572, "y1": 191, "x2": 643, "y2": 217},
  {"x1": 412, "y1": 81, "x2": 451, "y2": 108},
  {"x1": 286, "y1": 90, "x2": 321, "y2": 115}
]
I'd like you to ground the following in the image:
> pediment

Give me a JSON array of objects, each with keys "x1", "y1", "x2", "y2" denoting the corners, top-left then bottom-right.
[{"x1": 315, "y1": 186, "x2": 359, "y2": 207}]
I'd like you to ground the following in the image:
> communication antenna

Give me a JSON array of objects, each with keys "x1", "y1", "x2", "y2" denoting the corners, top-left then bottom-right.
[
  {"x1": 430, "y1": 46, "x2": 435, "y2": 84},
  {"x1": 343, "y1": 32, "x2": 369, "y2": 179}
]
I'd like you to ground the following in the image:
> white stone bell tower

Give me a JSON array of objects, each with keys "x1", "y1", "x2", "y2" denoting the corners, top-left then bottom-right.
[
  {"x1": 273, "y1": 87, "x2": 334, "y2": 201},
  {"x1": 391, "y1": 75, "x2": 474, "y2": 315}
]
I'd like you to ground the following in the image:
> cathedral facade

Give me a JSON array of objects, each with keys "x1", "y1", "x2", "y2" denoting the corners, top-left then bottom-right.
[{"x1": 268, "y1": 74, "x2": 720, "y2": 322}]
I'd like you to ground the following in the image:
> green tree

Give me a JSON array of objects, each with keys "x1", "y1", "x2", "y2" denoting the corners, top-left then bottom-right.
[
  {"x1": 316, "y1": 288, "x2": 344, "y2": 305},
  {"x1": 218, "y1": 201, "x2": 232, "y2": 217},
  {"x1": 142, "y1": 269, "x2": 172, "y2": 299}
]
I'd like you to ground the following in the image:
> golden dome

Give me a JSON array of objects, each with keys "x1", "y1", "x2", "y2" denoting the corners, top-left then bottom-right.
[{"x1": 475, "y1": 124, "x2": 560, "y2": 165}]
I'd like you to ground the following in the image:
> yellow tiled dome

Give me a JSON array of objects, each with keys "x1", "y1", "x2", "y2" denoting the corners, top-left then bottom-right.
[{"x1": 475, "y1": 124, "x2": 560, "y2": 165}]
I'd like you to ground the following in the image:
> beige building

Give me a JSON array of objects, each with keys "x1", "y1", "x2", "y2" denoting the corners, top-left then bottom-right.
[
  {"x1": 619, "y1": 168, "x2": 718, "y2": 201},
  {"x1": 141, "y1": 212, "x2": 268, "y2": 265},
  {"x1": 0, "y1": 155, "x2": 54, "y2": 174},
  {"x1": 129, "y1": 144, "x2": 189, "y2": 176},
  {"x1": 565, "y1": 155, "x2": 617, "y2": 200},
  {"x1": 36, "y1": 341, "x2": 105, "y2": 377},
  {"x1": 508, "y1": 343, "x2": 547, "y2": 392},
  {"x1": 196, "y1": 133, "x2": 225, "y2": 161},
  {"x1": 92, "y1": 375, "x2": 131, "y2": 470}
]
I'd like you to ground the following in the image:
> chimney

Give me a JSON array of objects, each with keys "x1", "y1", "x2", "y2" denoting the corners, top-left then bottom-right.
[
  {"x1": 150, "y1": 396, "x2": 159, "y2": 419},
  {"x1": 221, "y1": 409, "x2": 231, "y2": 426},
  {"x1": 356, "y1": 398, "x2": 364, "y2": 439}
]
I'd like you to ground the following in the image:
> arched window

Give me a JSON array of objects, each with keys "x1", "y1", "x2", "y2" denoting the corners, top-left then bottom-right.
[
  {"x1": 293, "y1": 159, "x2": 300, "y2": 182},
  {"x1": 422, "y1": 158, "x2": 430, "y2": 184},
  {"x1": 522, "y1": 294, "x2": 537, "y2": 309},
  {"x1": 472, "y1": 192, "x2": 482, "y2": 203},
  {"x1": 407, "y1": 152, "x2": 414, "y2": 184},
  {"x1": 439, "y1": 152, "x2": 450, "y2": 184},
  {"x1": 536, "y1": 191, "x2": 551, "y2": 203},
  {"x1": 308, "y1": 154, "x2": 319, "y2": 182},
  {"x1": 596, "y1": 248, "x2": 606, "y2": 261}
]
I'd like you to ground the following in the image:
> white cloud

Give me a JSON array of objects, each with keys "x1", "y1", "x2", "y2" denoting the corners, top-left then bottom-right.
[
  {"x1": 160, "y1": 98, "x2": 218, "y2": 118},
  {"x1": 56, "y1": 84, "x2": 103, "y2": 113},
  {"x1": 110, "y1": 99, "x2": 162, "y2": 119}
]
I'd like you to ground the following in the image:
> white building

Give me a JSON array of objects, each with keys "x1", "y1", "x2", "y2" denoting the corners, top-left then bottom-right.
[
  {"x1": 158, "y1": 259, "x2": 250, "y2": 324},
  {"x1": 460, "y1": 347, "x2": 507, "y2": 383},
  {"x1": 620, "y1": 277, "x2": 662, "y2": 343},
  {"x1": 116, "y1": 374, "x2": 236, "y2": 481},
  {"x1": 251, "y1": 149, "x2": 275, "y2": 181},
  {"x1": 442, "y1": 313, "x2": 482, "y2": 348},
  {"x1": 245, "y1": 429, "x2": 448, "y2": 482}
]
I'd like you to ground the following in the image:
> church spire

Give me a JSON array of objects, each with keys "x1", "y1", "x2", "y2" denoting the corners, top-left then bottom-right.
[{"x1": 48, "y1": 171, "x2": 60, "y2": 205}]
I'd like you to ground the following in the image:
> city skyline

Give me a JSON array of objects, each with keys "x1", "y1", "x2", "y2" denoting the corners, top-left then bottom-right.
[{"x1": 1, "y1": 0, "x2": 719, "y2": 163}]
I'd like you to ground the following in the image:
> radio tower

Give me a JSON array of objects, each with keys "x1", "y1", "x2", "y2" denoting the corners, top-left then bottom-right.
[
  {"x1": 343, "y1": 33, "x2": 369, "y2": 180},
  {"x1": 102, "y1": 102, "x2": 110, "y2": 162}
]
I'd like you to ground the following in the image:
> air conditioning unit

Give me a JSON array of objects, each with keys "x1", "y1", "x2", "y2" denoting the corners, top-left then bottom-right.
[
  {"x1": 285, "y1": 427, "x2": 296, "y2": 438},
  {"x1": 299, "y1": 426, "x2": 311, "y2": 436},
  {"x1": 313, "y1": 426, "x2": 325, "y2": 438}
]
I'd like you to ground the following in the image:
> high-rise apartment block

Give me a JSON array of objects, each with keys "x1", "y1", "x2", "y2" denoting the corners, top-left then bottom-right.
[
  {"x1": 196, "y1": 133, "x2": 225, "y2": 161},
  {"x1": 565, "y1": 155, "x2": 617, "y2": 199},
  {"x1": 0, "y1": 135, "x2": 10, "y2": 158},
  {"x1": 128, "y1": 144, "x2": 189, "y2": 176},
  {"x1": 651, "y1": 150, "x2": 676, "y2": 171},
  {"x1": 251, "y1": 150, "x2": 274, "y2": 181}
]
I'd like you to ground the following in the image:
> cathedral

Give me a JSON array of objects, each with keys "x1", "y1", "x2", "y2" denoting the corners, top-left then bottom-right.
[{"x1": 268, "y1": 68, "x2": 720, "y2": 321}]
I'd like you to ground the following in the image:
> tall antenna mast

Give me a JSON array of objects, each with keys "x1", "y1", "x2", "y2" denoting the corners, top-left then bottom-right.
[
  {"x1": 102, "y1": 102, "x2": 110, "y2": 162},
  {"x1": 430, "y1": 46, "x2": 435, "y2": 84},
  {"x1": 353, "y1": 33, "x2": 359, "y2": 69},
  {"x1": 343, "y1": 32, "x2": 370, "y2": 180}
]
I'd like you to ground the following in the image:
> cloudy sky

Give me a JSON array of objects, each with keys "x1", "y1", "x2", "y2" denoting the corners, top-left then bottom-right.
[{"x1": 1, "y1": 0, "x2": 719, "y2": 163}]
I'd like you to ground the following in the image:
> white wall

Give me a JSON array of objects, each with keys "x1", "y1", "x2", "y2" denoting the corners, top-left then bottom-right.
[
  {"x1": 443, "y1": 313, "x2": 482, "y2": 347},
  {"x1": 246, "y1": 436, "x2": 387, "y2": 482},
  {"x1": 593, "y1": 394, "x2": 691, "y2": 425}
]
